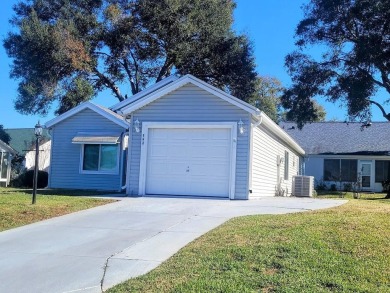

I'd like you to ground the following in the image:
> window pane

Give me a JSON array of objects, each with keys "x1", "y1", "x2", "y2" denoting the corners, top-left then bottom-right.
[
  {"x1": 83, "y1": 145, "x2": 99, "y2": 170},
  {"x1": 324, "y1": 159, "x2": 340, "y2": 181},
  {"x1": 341, "y1": 159, "x2": 357, "y2": 182},
  {"x1": 100, "y1": 145, "x2": 117, "y2": 171}
]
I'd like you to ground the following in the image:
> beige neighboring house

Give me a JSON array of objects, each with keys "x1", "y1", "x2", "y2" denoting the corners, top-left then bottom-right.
[
  {"x1": 5, "y1": 128, "x2": 51, "y2": 173},
  {"x1": 24, "y1": 139, "x2": 51, "y2": 172},
  {"x1": 0, "y1": 139, "x2": 16, "y2": 187}
]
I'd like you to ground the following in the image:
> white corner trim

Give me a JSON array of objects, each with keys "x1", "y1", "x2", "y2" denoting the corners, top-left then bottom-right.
[
  {"x1": 120, "y1": 74, "x2": 260, "y2": 116},
  {"x1": 138, "y1": 122, "x2": 237, "y2": 199},
  {"x1": 45, "y1": 102, "x2": 129, "y2": 129}
]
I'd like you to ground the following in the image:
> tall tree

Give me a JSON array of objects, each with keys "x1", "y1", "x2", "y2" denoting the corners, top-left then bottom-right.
[
  {"x1": 0, "y1": 125, "x2": 11, "y2": 144},
  {"x1": 4, "y1": 0, "x2": 257, "y2": 115},
  {"x1": 249, "y1": 76, "x2": 326, "y2": 123},
  {"x1": 249, "y1": 76, "x2": 283, "y2": 123},
  {"x1": 281, "y1": 0, "x2": 390, "y2": 128},
  {"x1": 282, "y1": 99, "x2": 326, "y2": 123}
]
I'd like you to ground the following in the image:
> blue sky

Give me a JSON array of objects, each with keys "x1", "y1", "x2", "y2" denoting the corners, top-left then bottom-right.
[{"x1": 0, "y1": 0, "x2": 387, "y2": 128}]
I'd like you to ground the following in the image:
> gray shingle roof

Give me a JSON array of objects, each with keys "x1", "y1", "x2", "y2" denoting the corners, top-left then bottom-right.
[{"x1": 279, "y1": 122, "x2": 390, "y2": 155}]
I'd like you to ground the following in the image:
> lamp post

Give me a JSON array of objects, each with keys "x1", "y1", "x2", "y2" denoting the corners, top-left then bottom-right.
[{"x1": 32, "y1": 121, "x2": 43, "y2": 205}]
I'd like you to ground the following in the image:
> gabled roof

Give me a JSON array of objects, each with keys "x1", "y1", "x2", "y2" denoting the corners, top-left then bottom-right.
[
  {"x1": 280, "y1": 121, "x2": 390, "y2": 155},
  {"x1": 5, "y1": 128, "x2": 50, "y2": 154},
  {"x1": 0, "y1": 139, "x2": 16, "y2": 154},
  {"x1": 45, "y1": 102, "x2": 129, "y2": 129},
  {"x1": 110, "y1": 75, "x2": 179, "y2": 111},
  {"x1": 118, "y1": 74, "x2": 261, "y2": 116}
]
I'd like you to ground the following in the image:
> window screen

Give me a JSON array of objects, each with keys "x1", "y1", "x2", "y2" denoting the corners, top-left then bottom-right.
[
  {"x1": 375, "y1": 161, "x2": 390, "y2": 182},
  {"x1": 340, "y1": 160, "x2": 357, "y2": 182},
  {"x1": 324, "y1": 159, "x2": 340, "y2": 181}
]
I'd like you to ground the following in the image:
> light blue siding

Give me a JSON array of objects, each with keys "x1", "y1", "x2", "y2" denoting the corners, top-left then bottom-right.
[
  {"x1": 127, "y1": 84, "x2": 251, "y2": 199},
  {"x1": 49, "y1": 108, "x2": 127, "y2": 191}
]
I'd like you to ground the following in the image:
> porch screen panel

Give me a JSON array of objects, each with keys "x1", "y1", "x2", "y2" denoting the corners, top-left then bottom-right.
[
  {"x1": 324, "y1": 159, "x2": 340, "y2": 181},
  {"x1": 341, "y1": 159, "x2": 357, "y2": 182},
  {"x1": 375, "y1": 161, "x2": 390, "y2": 182}
]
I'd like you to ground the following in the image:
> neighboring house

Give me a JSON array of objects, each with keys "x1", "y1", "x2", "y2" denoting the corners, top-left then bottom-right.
[
  {"x1": 45, "y1": 75, "x2": 304, "y2": 199},
  {"x1": 280, "y1": 122, "x2": 390, "y2": 192},
  {"x1": 5, "y1": 128, "x2": 51, "y2": 172},
  {"x1": 0, "y1": 139, "x2": 16, "y2": 187}
]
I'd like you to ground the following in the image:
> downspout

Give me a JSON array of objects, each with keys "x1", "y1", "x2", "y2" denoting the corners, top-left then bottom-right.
[
  {"x1": 248, "y1": 113, "x2": 263, "y2": 196},
  {"x1": 253, "y1": 115, "x2": 263, "y2": 128},
  {"x1": 47, "y1": 127, "x2": 53, "y2": 188},
  {"x1": 119, "y1": 130, "x2": 129, "y2": 191}
]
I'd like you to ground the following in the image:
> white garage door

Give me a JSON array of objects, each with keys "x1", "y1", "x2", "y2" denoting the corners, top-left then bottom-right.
[{"x1": 145, "y1": 128, "x2": 232, "y2": 197}]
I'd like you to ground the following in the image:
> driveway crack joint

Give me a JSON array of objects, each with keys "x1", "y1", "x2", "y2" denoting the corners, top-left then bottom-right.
[{"x1": 100, "y1": 254, "x2": 112, "y2": 292}]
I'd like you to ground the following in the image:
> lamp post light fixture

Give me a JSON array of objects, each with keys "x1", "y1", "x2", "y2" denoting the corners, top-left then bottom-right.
[
  {"x1": 133, "y1": 119, "x2": 141, "y2": 133},
  {"x1": 32, "y1": 121, "x2": 43, "y2": 205},
  {"x1": 238, "y1": 119, "x2": 245, "y2": 135}
]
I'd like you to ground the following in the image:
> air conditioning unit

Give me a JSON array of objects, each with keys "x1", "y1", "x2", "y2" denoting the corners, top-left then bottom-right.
[{"x1": 292, "y1": 175, "x2": 314, "y2": 197}]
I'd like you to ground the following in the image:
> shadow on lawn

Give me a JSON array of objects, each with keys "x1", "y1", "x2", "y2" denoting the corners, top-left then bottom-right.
[
  {"x1": 2, "y1": 188, "x2": 123, "y2": 197},
  {"x1": 364, "y1": 196, "x2": 390, "y2": 201}
]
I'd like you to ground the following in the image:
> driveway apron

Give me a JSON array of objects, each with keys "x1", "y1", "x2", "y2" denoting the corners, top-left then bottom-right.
[{"x1": 0, "y1": 196, "x2": 346, "y2": 293}]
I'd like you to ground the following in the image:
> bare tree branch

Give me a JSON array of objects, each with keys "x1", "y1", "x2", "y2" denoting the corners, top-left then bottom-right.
[
  {"x1": 369, "y1": 100, "x2": 390, "y2": 121},
  {"x1": 93, "y1": 68, "x2": 124, "y2": 101}
]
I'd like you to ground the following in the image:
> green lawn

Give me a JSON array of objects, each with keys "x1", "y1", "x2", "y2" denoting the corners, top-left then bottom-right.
[
  {"x1": 0, "y1": 187, "x2": 116, "y2": 231},
  {"x1": 108, "y1": 193, "x2": 390, "y2": 293}
]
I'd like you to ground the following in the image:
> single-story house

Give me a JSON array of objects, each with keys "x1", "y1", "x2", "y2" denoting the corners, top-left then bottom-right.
[
  {"x1": 5, "y1": 128, "x2": 51, "y2": 172},
  {"x1": 280, "y1": 122, "x2": 390, "y2": 192},
  {"x1": 45, "y1": 74, "x2": 304, "y2": 199},
  {"x1": 0, "y1": 139, "x2": 16, "y2": 187}
]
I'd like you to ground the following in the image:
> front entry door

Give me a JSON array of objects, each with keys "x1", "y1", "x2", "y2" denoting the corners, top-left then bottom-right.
[{"x1": 359, "y1": 161, "x2": 373, "y2": 190}]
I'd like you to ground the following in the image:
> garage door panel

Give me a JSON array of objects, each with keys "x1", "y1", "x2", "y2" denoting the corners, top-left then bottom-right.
[
  {"x1": 187, "y1": 179, "x2": 228, "y2": 197},
  {"x1": 146, "y1": 177, "x2": 188, "y2": 195},
  {"x1": 167, "y1": 146, "x2": 188, "y2": 158},
  {"x1": 190, "y1": 162, "x2": 229, "y2": 176},
  {"x1": 145, "y1": 127, "x2": 232, "y2": 197},
  {"x1": 148, "y1": 162, "x2": 188, "y2": 175},
  {"x1": 190, "y1": 145, "x2": 229, "y2": 157},
  {"x1": 148, "y1": 145, "x2": 168, "y2": 157}
]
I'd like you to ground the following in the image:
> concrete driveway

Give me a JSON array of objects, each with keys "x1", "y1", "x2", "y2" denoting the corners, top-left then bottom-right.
[{"x1": 0, "y1": 196, "x2": 346, "y2": 293}]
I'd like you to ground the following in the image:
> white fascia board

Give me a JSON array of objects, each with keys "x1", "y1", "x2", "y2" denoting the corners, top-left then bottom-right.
[
  {"x1": 255, "y1": 112, "x2": 305, "y2": 155},
  {"x1": 0, "y1": 140, "x2": 16, "y2": 154},
  {"x1": 45, "y1": 102, "x2": 129, "y2": 129},
  {"x1": 120, "y1": 74, "x2": 261, "y2": 116},
  {"x1": 110, "y1": 75, "x2": 179, "y2": 111}
]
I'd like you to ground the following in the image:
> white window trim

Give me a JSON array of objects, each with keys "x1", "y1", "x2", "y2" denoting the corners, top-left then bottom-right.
[
  {"x1": 79, "y1": 144, "x2": 120, "y2": 175},
  {"x1": 138, "y1": 122, "x2": 237, "y2": 199}
]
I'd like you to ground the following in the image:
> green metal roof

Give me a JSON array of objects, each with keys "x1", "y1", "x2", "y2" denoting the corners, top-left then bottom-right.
[{"x1": 4, "y1": 128, "x2": 51, "y2": 155}]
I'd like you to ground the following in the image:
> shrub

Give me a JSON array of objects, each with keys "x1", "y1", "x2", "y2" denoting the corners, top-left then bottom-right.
[
  {"x1": 343, "y1": 183, "x2": 353, "y2": 192},
  {"x1": 330, "y1": 184, "x2": 337, "y2": 191},
  {"x1": 382, "y1": 179, "x2": 390, "y2": 198},
  {"x1": 315, "y1": 178, "x2": 327, "y2": 191},
  {"x1": 23, "y1": 170, "x2": 48, "y2": 188}
]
